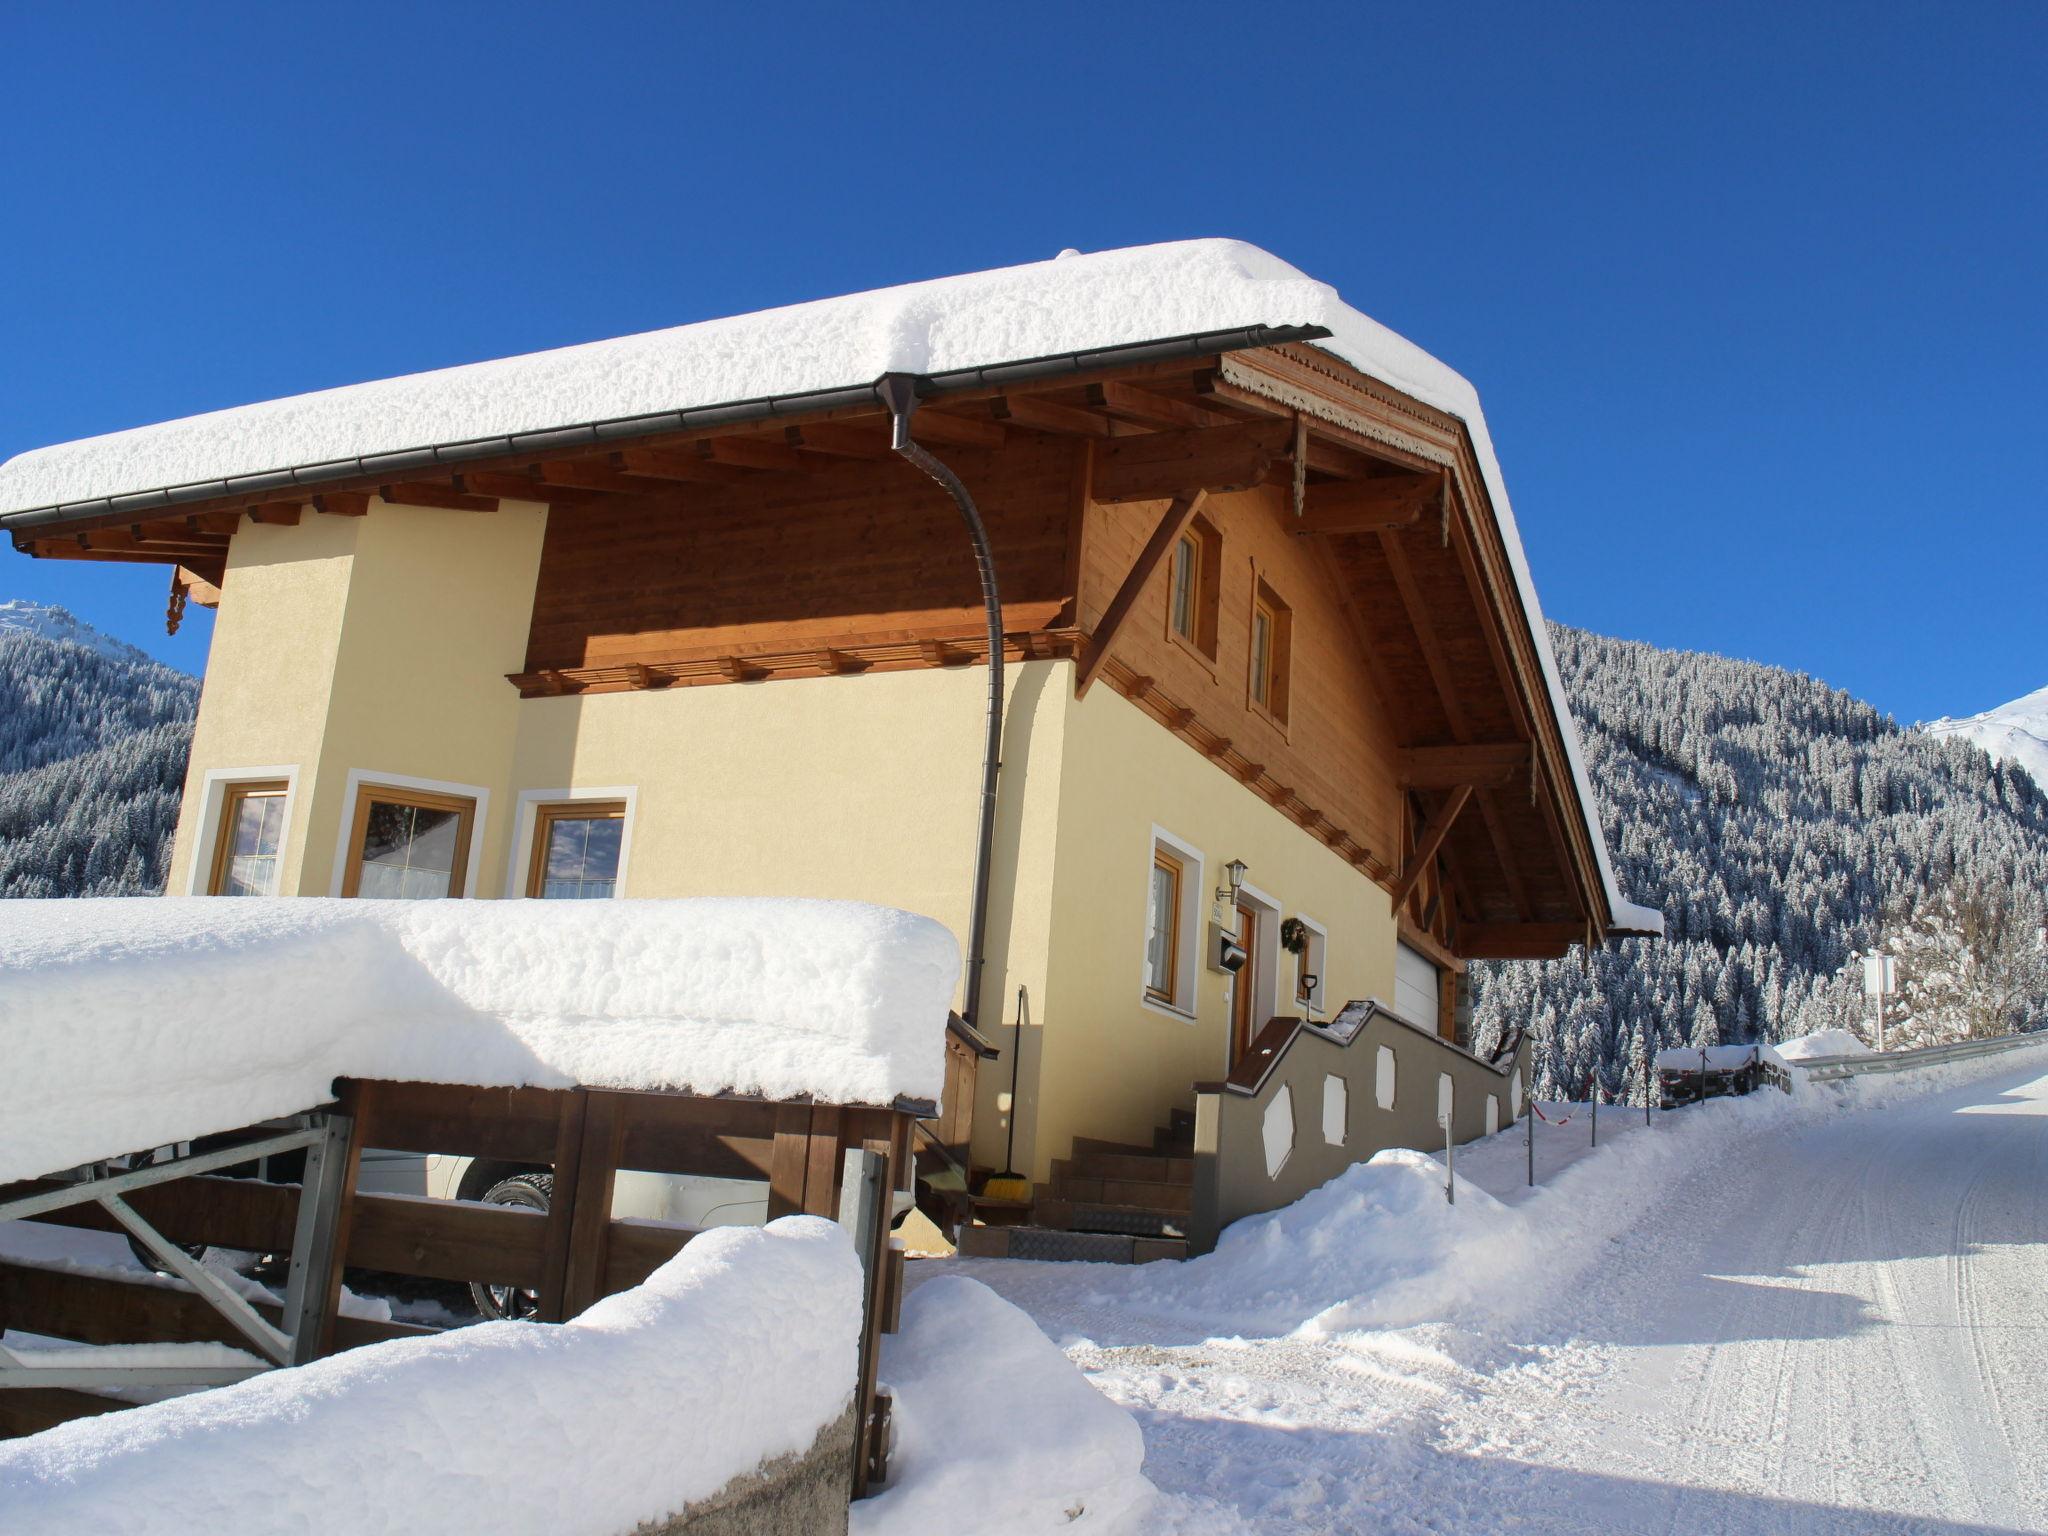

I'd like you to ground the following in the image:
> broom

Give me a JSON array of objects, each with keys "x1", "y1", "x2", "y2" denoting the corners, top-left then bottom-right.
[{"x1": 980, "y1": 986, "x2": 1032, "y2": 1204}]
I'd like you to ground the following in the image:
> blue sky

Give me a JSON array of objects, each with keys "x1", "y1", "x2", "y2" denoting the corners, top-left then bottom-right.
[{"x1": 2, "y1": 3, "x2": 2041, "y2": 723}]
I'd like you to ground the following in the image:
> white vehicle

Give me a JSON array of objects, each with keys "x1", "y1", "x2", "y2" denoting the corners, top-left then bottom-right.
[{"x1": 356, "y1": 1151, "x2": 769, "y2": 1319}]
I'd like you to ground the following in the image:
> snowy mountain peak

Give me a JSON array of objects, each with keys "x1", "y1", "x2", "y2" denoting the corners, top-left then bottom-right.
[
  {"x1": 1923, "y1": 684, "x2": 2048, "y2": 791},
  {"x1": 0, "y1": 600, "x2": 157, "y2": 668}
]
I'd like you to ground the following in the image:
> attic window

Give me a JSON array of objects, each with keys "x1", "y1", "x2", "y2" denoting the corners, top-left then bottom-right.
[
  {"x1": 1248, "y1": 578, "x2": 1292, "y2": 726},
  {"x1": 1166, "y1": 514, "x2": 1221, "y2": 662}
]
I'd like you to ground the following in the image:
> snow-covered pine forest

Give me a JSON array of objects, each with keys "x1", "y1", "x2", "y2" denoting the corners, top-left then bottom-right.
[
  {"x1": 0, "y1": 604, "x2": 194, "y2": 896},
  {"x1": 1472, "y1": 626, "x2": 2048, "y2": 1098}
]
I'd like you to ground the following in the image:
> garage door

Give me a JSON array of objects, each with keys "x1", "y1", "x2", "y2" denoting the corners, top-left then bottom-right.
[{"x1": 1394, "y1": 942, "x2": 1440, "y2": 1028}]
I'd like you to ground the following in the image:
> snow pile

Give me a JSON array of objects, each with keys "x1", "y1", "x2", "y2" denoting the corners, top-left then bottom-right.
[
  {"x1": 1115, "y1": 1149, "x2": 1529, "y2": 1338},
  {"x1": 1924, "y1": 682, "x2": 2048, "y2": 790},
  {"x1": 0, "y1": 239, "x2": 1656, "y2": 939},
  {"x1": 0, "y1": 896, "x2": 958, "y2": 1184},
  {"x1": 854, "y1": 1276, "x2": 1155, "y2": 1535},
  {"x1": 1773, "y1": 1028, "x2": 1875, "y2": 1062},
  {"x1": 1652, "y1": 1044, "x2": 1764, "y2": 1071},
  {"x1": 0, "y1": 1217, "x2": 860, "y2": 1536}
]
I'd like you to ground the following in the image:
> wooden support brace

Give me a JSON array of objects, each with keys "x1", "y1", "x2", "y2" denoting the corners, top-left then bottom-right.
[
  {"x1": 1392, "y1": 784, "x2": 1474, "y2": 909},
  {"x1": 1074, "y1": 490, "x2": 1207, "y2": 698},
  {"x1": 560, "y1": 1091, "x2": 624, "y2": 1319}
]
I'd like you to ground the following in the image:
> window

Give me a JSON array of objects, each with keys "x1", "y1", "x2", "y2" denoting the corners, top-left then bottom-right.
[
  {"x1": 1291, "y1": 915, "x2": 1328, "y2": 1013},
  {"x1": 528, "y1": 801, "x2": 626, "y2": 899},
  {"x1": 1248, "y1": 578, "x2": 1293, "y2": 726},
  {"x1": 1164, "y1": 514, "x2": 1221, "y2": 662},
  {"x1": 343, "y1": 784, "x2": 476, "y2": 899},
  {"x1": 1142, "y1": 829, "x2": 1202, "y2": 1014},
  {"x1": 1145, "y1": 848, "x2": 1184, "y2": 1002},
  {"x1": 208, "y1": 781, "x2": 288, "y2": 896}
]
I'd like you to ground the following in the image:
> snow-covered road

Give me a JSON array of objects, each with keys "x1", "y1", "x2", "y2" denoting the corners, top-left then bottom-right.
[{"x1": 935, "y1": 1052, "x2": 2048, "y2": 1534}]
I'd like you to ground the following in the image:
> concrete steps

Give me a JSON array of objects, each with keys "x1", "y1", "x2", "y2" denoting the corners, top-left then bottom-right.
[{"x1": 958, "y1": 1112, "x2": 1197, "y2": 1264}]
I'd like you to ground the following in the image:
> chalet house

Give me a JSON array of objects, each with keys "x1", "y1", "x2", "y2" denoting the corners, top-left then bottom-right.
[{"x1": 1, "y1": 241, "x2": 1660, "y2": 1251}]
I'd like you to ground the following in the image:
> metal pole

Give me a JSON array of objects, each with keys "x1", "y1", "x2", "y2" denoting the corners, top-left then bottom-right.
[
  {"x1": 1644, "y1": 1023, "x2": 1653, "y2": 1127},
  {"x1": 1590, "y1": 1076, "x2": 1598, "y2": 1148},
  {"x1": 1526, "y1": 1055, "x2": 1535, "y2": 1188},
  {"x1": 1444, "y1": 1113, "x2": 1455, "y2": 1205}
]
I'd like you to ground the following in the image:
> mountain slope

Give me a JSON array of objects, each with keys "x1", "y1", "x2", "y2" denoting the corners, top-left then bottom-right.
[
  {"x1": 1924, "y1": 683, "x2": 2048, "y2": 793},
  {"x1": 0, "y1": 603, "x2": 195, "y2": 895},
  {"x1": 1471, "y1": 627, "x2": 2048, "y2": 1098}
]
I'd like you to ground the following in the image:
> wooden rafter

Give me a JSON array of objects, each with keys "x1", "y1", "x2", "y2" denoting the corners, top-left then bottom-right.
[
  {"x1": 380, "y1": 482, "x2": 497, "y2": 512},
  {"x1": 1398, "y1": 742, "x2": 1528, "y2": 788},
  {"x1": 246, "y1": 503, "x2": 302, "y2": 526},
  {"x1": 907, "y1": 410, "x2": 1004, "y2": 450},
  {"x1": 1294, "y1": 473, "x2": 1441, "y2": 536},
  {"x1": 614, "y1": 447, "x2": 761, "y2": 486},
  {"x1": 1085, "y1": 381, "x2": 1234, "y2": 432},
  {"x1": 1074, "y1": 491, "x2": 1208, "y2": 699},
  {"x1": 1089, "y1": 420, "x2": 1291, "y2": 504},
  {"x1": 1458, "y1": 922, "x2": 1582, "y2": 959},
  {"x1": 991, "y1": 393, "x2": 1121, "y2": 438},
  {"x1": 785, "y1": 423, "x2": 889, "y2": 459},
  {"x1": 1392, "y1": 784, "x2": 1473, "y2": 909},
  {"x1": 700, "y1": 437, "x2": 810, "y2": 474},
  {"x1": 312, "y1": 492, "x2": 370, "y2": 517}
]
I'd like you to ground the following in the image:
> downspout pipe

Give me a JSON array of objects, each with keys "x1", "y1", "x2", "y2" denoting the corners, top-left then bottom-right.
[{"x1": 878, "y1": 373, "x2": 1003, "y2": 1028}]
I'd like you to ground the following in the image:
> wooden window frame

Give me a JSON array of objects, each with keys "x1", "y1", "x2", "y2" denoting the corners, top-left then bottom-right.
[
  {"x1": 341, "y1": 783, "x2": 477, "y2": 899},
  {"x1": 526, "y1": 800, "x2": 628, "y2": 899},
  {"x1": 1164, "y1": 513, "x2": 1222, "y2": 667},
  {"x1": 1246, "y1": 574, "x2": 1293, "y2": 730},
  {"x1": 206, "y1": 779, "x2": 290, "y2": 897},
  {"x1": 1145, "y1": 846, "x2": 1185, "y2": 1005}
]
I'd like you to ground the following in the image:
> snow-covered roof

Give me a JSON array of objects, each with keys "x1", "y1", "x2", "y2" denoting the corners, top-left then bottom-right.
[
  {"x1": 0, "y1": 239, "x2": 1660, "y2": 936},
  {"x1": 0, "y1": 897, "x2": 958, "y2": 1185}
]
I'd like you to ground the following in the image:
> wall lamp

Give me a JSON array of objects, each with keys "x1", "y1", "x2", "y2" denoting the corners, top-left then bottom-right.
[{"x1": 1215, "y1": 858, "x2": 1249, "y2": 905}]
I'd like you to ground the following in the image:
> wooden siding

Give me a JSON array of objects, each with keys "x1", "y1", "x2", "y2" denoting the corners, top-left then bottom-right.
[{"x1": 523, "y1": 434, "x2": 1085, "y2": 675}]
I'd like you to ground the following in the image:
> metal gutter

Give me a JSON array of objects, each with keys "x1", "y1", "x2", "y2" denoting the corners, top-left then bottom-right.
[{"x1": 1, "y1": 323, "x2": 1331, "y2": 536}]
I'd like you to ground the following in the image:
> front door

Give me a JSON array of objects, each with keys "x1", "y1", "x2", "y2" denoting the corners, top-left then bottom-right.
[{"x1": 1231, "y1": 899, "x2": 1261, "y2": 1065}]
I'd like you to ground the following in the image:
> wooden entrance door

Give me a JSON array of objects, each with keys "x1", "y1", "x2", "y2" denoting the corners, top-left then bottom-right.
[{"x1": 1231, "y1": 899, "x2": 1261, "y2": 1065}]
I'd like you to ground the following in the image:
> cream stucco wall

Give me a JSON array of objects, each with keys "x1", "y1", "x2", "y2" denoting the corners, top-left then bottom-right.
[
  {"x1": 170, "y1": 499, "x2": 548, "y2": 897},
  {"x1": 169, "y1": 510, "x2": 1404, "y2": 1181},
  {"x1": 1019, "y1": 679, "x2": 1402, "y2": 1181}
]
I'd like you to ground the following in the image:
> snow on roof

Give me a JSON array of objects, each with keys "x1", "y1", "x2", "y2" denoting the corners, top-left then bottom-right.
[
  {"x1": 0, "y1": 897, "x2": 958, "y2": 1185},
  {"x1": 0, "y1": 239, "x2": 1659, "y2": 936}
]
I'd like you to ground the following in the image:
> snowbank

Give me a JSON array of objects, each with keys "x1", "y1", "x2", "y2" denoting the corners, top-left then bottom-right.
[
  {"x1": 854, "y1": 1276, "x2": 1154, "y2": 1535},
  {"x1": 0, "y1": 239, "x2": 1657, "y2": 940},
  {"x1": 1773, "y1": 1028, "x2": 1874, "y2": 1062},
  {"x1": 1652, "y1": 1044, "x2": 1766, "y2": 1071},
  {"x1": 0, "y1": 896, "x2": 958, "y2": 1184},
  {"x1": 0, "y1": 1216, "x2": 860, "y2": 1536}
]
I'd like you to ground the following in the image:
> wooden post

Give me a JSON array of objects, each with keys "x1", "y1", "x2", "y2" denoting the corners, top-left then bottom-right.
[
  {"x1": 767, "y1": 1104, "x2": 812, "y2": 1219},
  {"x1": 312, "y1": 1084, "x2": 369, "y2": 1358},
  {"x1": 536, "y1": 1091, "x2": 590, "y2": 1323},
  {"x1": 560, "y1": 1091, "x2": 624, "y2": 1319},
  {"x1": 282, "y1": 1108, "x2": 354, "y2": 1365}
]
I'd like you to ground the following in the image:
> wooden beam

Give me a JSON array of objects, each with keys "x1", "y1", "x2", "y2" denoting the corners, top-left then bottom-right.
[
  {"x1": 1294, "y1": 473, "x2": 1441, "y2": 536},
  {"x1": 536, "y1": 459, "x2": 658, "y2": 494},
  {"x1": 1075, "y1": 492, "x2": 1208, "y2": 698},
  {"x1": 907, "y1": 409, "x2": 1004, "y2": 450},
  {"x1": 1085, "y1": 380, "x2": 1234, "y2": 432},
  {"x1": 246, "y1": 503, "x2": 302, "y2": 526},
  {"x1": 991, "y1": 393, "x2": 1120, "y2": 437},
  {"x1": 785, "y1": 422, "x2": 890, "y2": 458},
  {"x1": 313, "y1": 491, "x2": 370, "y2": 516},
  {"x1": 1476, "y1": 788, "x2": 1537, "y2": 922},
  {"x1": 379, "y1": 482, "x2": 497, "y2": 512},
  {"x1": 1398, "y1": 741, "x2": 1528, "y2": 788},
  {"x1": 1088, "y1": 420, "x2": 1291, "y2": 504},
  {"x1": 699, "y1": 436, "x2": 811, "y2": 474},
  {"x1": 614, "y1": 447, "x2": 761, "y2": 485},
  {"x1": 1378, "y1": 531, "x2": 1473, "y2": 740},
  {"x1": 1459, "y1": 921, "x2": 1583, "y2": 960},
  {"x1": 458, "y1": 470, "x2": 599, "y2": 506},
  {"x1": 1392, "y1": 784, "x2": 1473, "y2": 908}
]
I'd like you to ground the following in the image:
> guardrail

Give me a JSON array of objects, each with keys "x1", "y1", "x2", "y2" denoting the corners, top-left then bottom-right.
[{"x1": 1791, "y1": 1031, "x2": 2048, "y2": 1083}]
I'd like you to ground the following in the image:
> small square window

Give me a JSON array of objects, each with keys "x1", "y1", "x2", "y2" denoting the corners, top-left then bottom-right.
[
  {"x1": 529, "y1": 802, "x2": 627, "y2": 899},
  {"x1": 344, "y1": 785, "x2": 475, "y2": 899},
  {"x1": 208, "y1": 781, "x2": 288, "y2": 897}
]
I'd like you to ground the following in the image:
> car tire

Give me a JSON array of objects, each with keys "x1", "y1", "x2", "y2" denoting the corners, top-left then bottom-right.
[{"x1": 467, "y1": 1171, "x2": 553, "y2": 1322}]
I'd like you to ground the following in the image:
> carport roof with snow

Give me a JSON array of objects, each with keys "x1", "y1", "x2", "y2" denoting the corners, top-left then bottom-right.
[{"x1": 0, "y1": 239, "x2": 1662, "y2": 941}]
